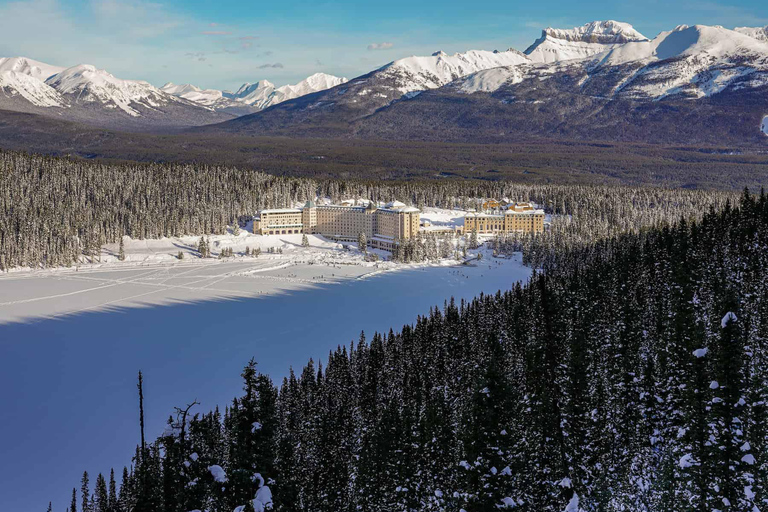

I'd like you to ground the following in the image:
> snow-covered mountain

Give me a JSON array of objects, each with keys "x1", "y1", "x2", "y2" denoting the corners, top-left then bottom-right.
[
  {"x1": 455, "y1": 24, "x2": 768, "y2": 101},
  {"x1": 46, "y1": 64, "x2": 175, "y2": 116},
  {"x1": 524, "y1": 21, "x2": 648, "y2": 63},
  {"x1": 160, "y1": 82, "x2": 224, "y2": 106},
  {"x1": 161, "y1": 73, "x2": 347, "y2": 114},
  {"x1": 211, "y1": 22, "x2": 768, "y2": 145},
  {"x1": 376, "y1": 49, "x2": 531, "y2": 94},
  {"x1": 0, "y1": 57, "x2": 233, "y2": 128}
]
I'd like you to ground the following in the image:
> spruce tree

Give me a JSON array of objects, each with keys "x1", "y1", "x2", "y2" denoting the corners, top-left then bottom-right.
[{"x1": 357, "y1": 231, "x2": 367, "y2": 254}]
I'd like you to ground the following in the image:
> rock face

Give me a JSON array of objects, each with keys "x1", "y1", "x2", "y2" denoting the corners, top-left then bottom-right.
[{"x1": 525, "y1": 21, "x2": 649, "y2": 63}]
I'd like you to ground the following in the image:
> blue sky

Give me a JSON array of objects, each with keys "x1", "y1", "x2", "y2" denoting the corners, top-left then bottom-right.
[{"x1": 0, "y1": 0, "x2": 767, "y2": 92}]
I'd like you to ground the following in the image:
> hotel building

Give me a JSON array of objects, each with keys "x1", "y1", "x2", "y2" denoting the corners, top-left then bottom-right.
[
  {"x1": 254, "y1": 200, "x2": 420, "y2": 251},
  {"x1": 464, "y1": 202, "x2": 545, "y2": 235}
]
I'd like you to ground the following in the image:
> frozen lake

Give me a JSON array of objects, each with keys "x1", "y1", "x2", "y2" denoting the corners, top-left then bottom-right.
[{"x1": 0, "y1": 255, "x2": 530, "y2": 512}]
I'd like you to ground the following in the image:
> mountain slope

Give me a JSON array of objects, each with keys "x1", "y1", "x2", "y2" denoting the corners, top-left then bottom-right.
[
  {"x1": 206, "y1": 23, "x2": 768, "y2": 145},
  {"x1": 201, "y1": 48, "x2": 532, "y2": 136}
]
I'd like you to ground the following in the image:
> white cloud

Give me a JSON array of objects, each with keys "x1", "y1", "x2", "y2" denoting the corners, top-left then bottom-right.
[{"x1": 367, "y1": 42, "x2": 394, "y2": 51}]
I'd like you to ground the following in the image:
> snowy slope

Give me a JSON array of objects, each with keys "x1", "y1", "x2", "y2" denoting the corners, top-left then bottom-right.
[
  {"x1": 454, "y1": 24, "x2": 768, "y2": 101},
  {"x1": 0, "y1": 57, "x2": 65, "y2": 107},
  {"x1": 525, "y1": 21, "x2": 648, "y2": 63},
  {"x1": 161, "y1": 82, "x2": 223, "y2": 106},
  {"x1": 266, "y1": 73, "x2": 348, "y2": 106},
  {"x1": 45, "y1": 64, "x2": 176, "y2": 116},
  {"x1": 590, "y1": 24, "x2": 768, "y2": 99},
  {"x1": 238, "y1": 73, "x2": 347, "y2": 109},
  {"x1": 0, "y1": 57, "x2": 64, "y2": 81},
  {"x1": 234, "y1": 80, "x2": 276, "y2": 106},
  {"x1": 735, "y1": 26, "x2": 768, "y2": 42},
  {"x1": 377, "y1": 49, "x2": 532, "y2": 93}
]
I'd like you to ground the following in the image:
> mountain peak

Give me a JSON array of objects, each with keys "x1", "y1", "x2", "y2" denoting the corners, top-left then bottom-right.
[
  {"x1": 0, "y1": 56, "x2": 65, "y2": 81},
  {"x1": 525, "y1": 21, "x2": 648, "y2": 63},
  {"x1": 542, "y1": 20, "x2": 648, "y2": 44}
]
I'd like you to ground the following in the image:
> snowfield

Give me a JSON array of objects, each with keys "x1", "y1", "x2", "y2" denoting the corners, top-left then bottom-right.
[{"x1": 0, "y1": 212, "x2": 521, "y2": 323}]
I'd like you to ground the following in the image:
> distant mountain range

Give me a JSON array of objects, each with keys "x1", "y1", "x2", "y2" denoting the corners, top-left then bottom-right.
[
  {"x1": 2, "y1": 21, "x2": 768, "y2": 144},
  {"x1": 160, "y1": 73, "x2": 348, "y2": 116}
]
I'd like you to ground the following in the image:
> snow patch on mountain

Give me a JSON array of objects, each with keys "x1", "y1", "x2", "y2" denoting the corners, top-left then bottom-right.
[
  {"x1": 45, "y1": 64, "x2": 173, "y2": 116},
  {"x1": 457, "y1": 65, "x2": 530, "y2": 93},
  {"x1": 378, "y1": 49, "x2": 531, "y2": 94},
  {"x1": 525, "y1": 21, "x2": 648, "y2": 63}
]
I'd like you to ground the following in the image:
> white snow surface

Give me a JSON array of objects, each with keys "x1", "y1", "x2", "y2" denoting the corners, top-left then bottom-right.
[
  {"x1": 0, "y1": 69, "x2": 64, "y2": 107},
  {"x1": 378, "y1": 49, "x2": 531, "y2": 94},
  {"x1": 0, "y1": 57, "x2": 64, "y2": 81},
  {"x1": 208, "y1": 465, "x2": 227, "y2": 482},
  {"x1": 564, "y1": 493, "x2": 582, "y2": 512},
  {"x1": 0, "y1": 217, "x2": 532, "y2": 324},
  {"x1": 525, "y1": 21, "x2": 648, "y2": 64},
  {"x1": 161, "y1": 82, "x2": 223, "y2": 106},
  {"x1": 721, "y1": 311, "x2": 738, "y2": 328},
  {"x1": 693, "y1": 348, "x2": 709, "y2": 358},
  {"x1": 762, "y1": 115, "x2": 768, "y2": 136}
]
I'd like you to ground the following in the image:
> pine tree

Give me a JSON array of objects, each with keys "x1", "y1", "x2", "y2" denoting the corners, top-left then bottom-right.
[
  {"x1": 117, "y1": 237, "x2": 125, "y2": 261},
  {"x1": 108, "y1": 469, "x2": 117, "y2": 512},
  {"x1": 70, "y1": 487, "x2": 78, "y2": 512},
  {"x1": 80, "y1": 472, "x2": 90, "y2": 512},
  {"x1": 94, "y1": 473, "x2": 108, "y2": 512},
  {"x1": 357, "y1": 231, "x2": 367, "y2": 254},
  {"x1": 302, "y1": 234, "x2": 309, "y2": 248}
]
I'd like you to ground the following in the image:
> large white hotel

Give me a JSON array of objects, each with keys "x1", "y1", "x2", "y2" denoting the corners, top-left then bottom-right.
[{"x1": 254, "y1": 200, "x2": 420, "y2": 251}]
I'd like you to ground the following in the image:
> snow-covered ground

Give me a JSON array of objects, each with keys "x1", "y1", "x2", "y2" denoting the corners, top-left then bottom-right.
[
  {"x1": 0, "y1": 225, "x2": 504, "y2": 323},
  {"x1": 0, "y1": 205, "x2": 544, "y2": 323},
  {"x1": 419, "y1": 207, "x2": 466, "y2": 230}
]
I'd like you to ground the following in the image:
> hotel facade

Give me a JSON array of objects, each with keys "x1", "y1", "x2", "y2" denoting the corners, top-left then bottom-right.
[
  {"x1": 254, "y1": 201, "x2": 420, "y2": 251},
  {"x1": 464, "y1": 202, "x2": 545, "y2": 235}
]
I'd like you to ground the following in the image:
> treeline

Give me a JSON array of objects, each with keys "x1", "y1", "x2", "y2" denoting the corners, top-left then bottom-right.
[
  {"x1": 65, "y1": 191, "x2": 768, "y2": 511},
  {"x1": 0, "y1": 150, "x2": 736, "y2": 270}
]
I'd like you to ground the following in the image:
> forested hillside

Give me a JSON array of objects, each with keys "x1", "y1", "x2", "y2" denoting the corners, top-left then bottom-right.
[
  {"x1": 68, "y1": 192, "x2": 768, "y2": 511},
  {"x1": 0, "y1": 150, "x2": 737, "y2": 270}
]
